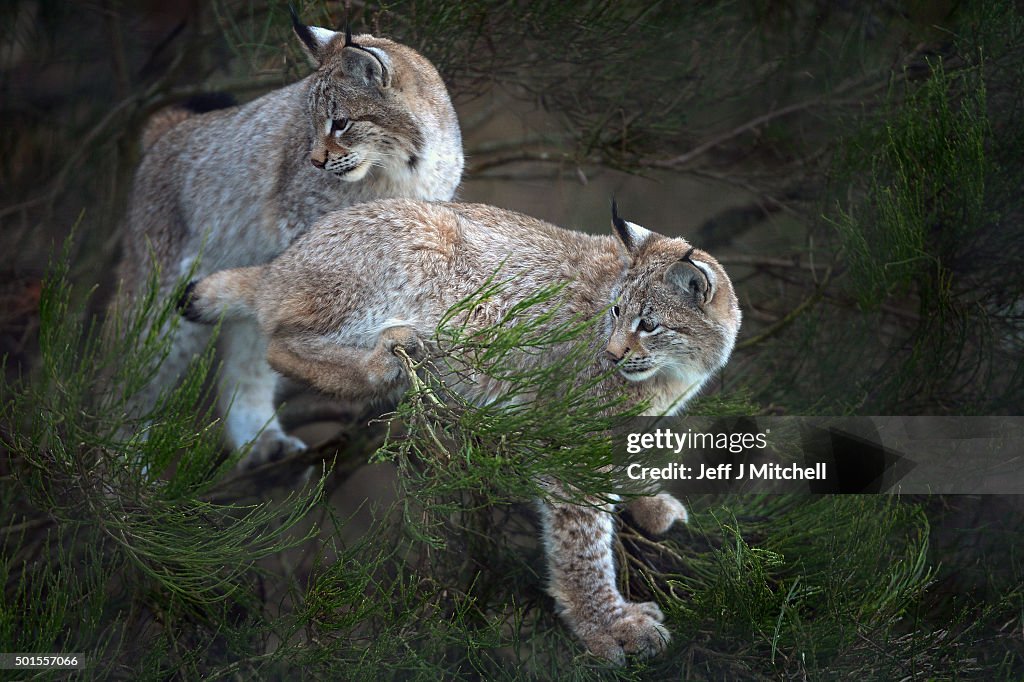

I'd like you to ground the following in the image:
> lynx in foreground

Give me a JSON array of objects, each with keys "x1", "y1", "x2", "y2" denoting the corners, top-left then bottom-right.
[
  {"x1": 112, "y1": 13, "x2": 463, "y2": 464},
  {"x1": 184, "y1": 199, "x2": 741, "y2": 663}
]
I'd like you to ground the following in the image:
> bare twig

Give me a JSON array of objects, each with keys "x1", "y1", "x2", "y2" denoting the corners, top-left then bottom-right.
[
  {"x1": 459, "y1": 95, "x2": 508, "y2": 136},
  {"x1": 103, "y1": 0, "x2": 131, "y2": 100},
  {"x1": 467, "y1": 151, "x2": 575, "y2": 176},
  {"x1": 0, "y1": 49, "x2": 186, "y2": 221},
  {"x1": 686, "y1": 168, "x2": 809, "y2": 220},
  {"x1": 466, "y1": 133, "x2": 569, "y2": 157},
  {"x1": 644, "y1": 47, "x2": 935, "y2": 172},
  {"x1": 0, "y1": 515, "x2": 54, "y2": 536},
  {"x1": 201, "y1": 433, "x2": 366, "y2": 503},
  {"x1": 649, "y1": 97, "x2": 826, "y2": 170},
  {"x1": 735, "y1": 268, "x2": 833, "y2": 351},
  {"x1": 717, "y1": 255, "x2": 830, "y2": 271}
]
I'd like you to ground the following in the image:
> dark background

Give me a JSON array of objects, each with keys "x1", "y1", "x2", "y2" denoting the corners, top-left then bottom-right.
[{"x1": 1, "y1": 1, "x2": 1022, "y2": 678}]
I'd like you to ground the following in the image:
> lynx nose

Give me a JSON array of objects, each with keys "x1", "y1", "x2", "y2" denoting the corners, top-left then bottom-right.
[
  {"x1": 310, "y1": 155, "x2": 326, "y2": 169},
  {"x1": 605, "y1": 340, "x2": 628, "y2": 363}
]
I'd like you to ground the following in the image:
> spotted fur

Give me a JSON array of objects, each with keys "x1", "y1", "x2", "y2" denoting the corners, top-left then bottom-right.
[
  {"x1": 185, "y1": 198, "x2": 742, "y2": 663},
  {"x1": 111, "y1": 15, "x2": 463, "y2": 466}
]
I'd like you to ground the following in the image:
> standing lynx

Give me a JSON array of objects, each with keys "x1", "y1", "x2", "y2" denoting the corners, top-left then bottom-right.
[
  {"x1": 112, "y1": 13, "x2": 463, "y2": 464},
  {"x1": 182, "y1": 198, "x2": 742, "y2": 663}
]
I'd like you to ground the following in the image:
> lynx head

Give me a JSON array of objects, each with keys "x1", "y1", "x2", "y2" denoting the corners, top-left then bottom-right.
[
  {"x1": 604, "y1": 202, "x2": 741, "y2": 401},
  {"x1": 291, "y1": 11, "x2": 462, "y2": 193}
]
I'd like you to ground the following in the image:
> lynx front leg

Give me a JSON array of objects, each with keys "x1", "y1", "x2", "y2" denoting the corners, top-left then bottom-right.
[
  {"x1": 265, "y1": 326, "x2": 421, "y2": 405},
  {"x1": 537, "y1": 497, "x2": 670, "y2": 664},
  {"x1": 219, "y1": 318, "x2": 307, "y2": 468}
]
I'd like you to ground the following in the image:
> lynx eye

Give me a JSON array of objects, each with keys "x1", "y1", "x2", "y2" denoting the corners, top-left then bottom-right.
[
  {"x1": 638, "y1": 318, "x2": 659, "y2": 333},
  {"x1": 331, "y1": 117, "x2": 352, "y2": 137}
]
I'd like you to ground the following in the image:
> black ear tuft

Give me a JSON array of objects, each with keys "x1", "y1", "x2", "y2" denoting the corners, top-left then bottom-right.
[
  {"x1": 177, "y1": 281, "x2": 201, "y2": 322},
  {"x1": 340, "y1": 28, "x2": 389, "y2": 87},
  {"x1": 611, "y1": 198, "x2": 632, "y2": 251},
  {"x1": 289, "y1": 3, "x2": 307, "y2": 41},
  {"x1": 290, "y1": 5, "x2": 320, "y2": 61}
]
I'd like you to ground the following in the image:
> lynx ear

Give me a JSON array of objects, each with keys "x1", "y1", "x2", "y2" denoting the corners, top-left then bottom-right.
[
  {"x1": 290, "y1": 6, "x2": 337, "y2": 66},
  {"x1": 341, "y1": 27, "x2": 392, "y2": 88},
  {"x1": 664, "y1": 249, "x2": 717, "y2": 305},
  {"x1": 610, "y1": 199, "x2": 654, "y2": 257}
]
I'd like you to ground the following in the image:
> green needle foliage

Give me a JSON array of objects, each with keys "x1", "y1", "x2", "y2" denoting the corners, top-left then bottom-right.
[
  {"x1": 1, "y1": 240, "x2": 325, "y2": 679},
  {"x1": 835, "y1": 61, "x2": 990, "y2": 311},
  {"x1": 756, "y1": 22, "x2": 1024, "y2": 414},
  {"x1": 6, "y1": 248, "x2": 1018, "y2": 679},
  {"x1": 374, "y1": 277, "x2": 645, "y2": 527},
  {"x1": 2, "y1": 0, "x2": 1023, "y2": 679}
]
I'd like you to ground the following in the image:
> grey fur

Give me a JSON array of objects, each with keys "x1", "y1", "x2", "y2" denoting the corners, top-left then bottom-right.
[{"x1": 111, "y1": 20, "x2": 463, "y2": 465}]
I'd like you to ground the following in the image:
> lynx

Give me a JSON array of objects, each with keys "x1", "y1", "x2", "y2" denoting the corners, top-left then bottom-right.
[
  {"x1": 111, "y1": 12, "x2": 463, "y2": 464},
  {"x1": 182, "y1": 198, "x2": 742, "y2": 663}
]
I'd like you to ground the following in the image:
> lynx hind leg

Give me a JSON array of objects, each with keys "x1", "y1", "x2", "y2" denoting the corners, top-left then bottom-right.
[
  {"x1": 538, "y1": 498, "x2": 670, "y2": 664},
  {"x1": 219, "y1": 318, "x2": 306, "y2": 469},
  {"x1": 264, "y1": 325, "x2": 421, "y2": 405},
  {"x1": 624, "y1": 492, "x2": 689, "y2": 535}
]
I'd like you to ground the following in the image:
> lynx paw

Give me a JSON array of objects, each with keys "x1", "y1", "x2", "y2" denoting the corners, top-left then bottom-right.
[
  {"x1": 243, "y1": 430, "x2": 307, "y2": 469},
  {"x1": 626, "y1": 493, "x2": 689, "y2": 535},
  {"x1": 575, "y1": 601, "x2": 670, "y2": 665},
  {"x1": 379, "y1": 326, "x2": 423, "y2": 359},
  {"x1": 373, "y1": 326, "x2": 423, "y2": 385}
]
